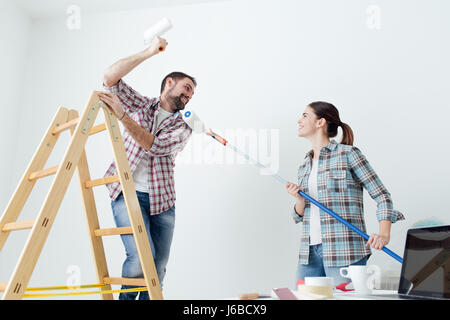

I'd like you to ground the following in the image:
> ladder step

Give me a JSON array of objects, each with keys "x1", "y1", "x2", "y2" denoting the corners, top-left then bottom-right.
[
  {"x1": 94, "y1": 227, "x2": 132, "y2": 237},
  {"x1": 28, "y1": 131, "x2": 109, "y2": 183},
  {"x1": 28, "y1": 165, "x2": 59, "y2": 181},
  {"x1": 103, "y1": 277, "x2": 146, "y2": 286},
  {"x1": 2, "y1": 220, "x2": 35, "y2": 232},
  {"x1": 84, "y1": 175, "x2": 120, "y2": 188},
  {"x1": 51, "y1": 117, "x2": 80, "y2": 135},
  {"x1": 51, "y1": 120, "x2": 105, "y2": 136},
  {"x1": 89, "y1": 123, "x2": 106, "y2": 135}
]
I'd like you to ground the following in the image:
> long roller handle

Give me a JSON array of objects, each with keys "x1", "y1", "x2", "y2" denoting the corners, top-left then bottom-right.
[
  {"x1": 205, "y1": 129, "x2": 403, "y2": 263},
  {"x1": 278, "y1": 171, "x2": 402, "y2": 263},
  {"x1": 298, "y1": 190, "x2": 403, "y2": 263}
]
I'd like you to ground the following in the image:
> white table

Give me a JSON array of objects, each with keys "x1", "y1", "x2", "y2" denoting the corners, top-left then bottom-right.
[
  {"x1": 333, "y1": 289, "x2": 400, "y2": 300},
  {"x1": 233, "y1": 289, "x2": 401, "y2": 300}
]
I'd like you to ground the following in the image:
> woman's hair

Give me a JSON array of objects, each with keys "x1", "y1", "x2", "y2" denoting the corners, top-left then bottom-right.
[{"x1": 308, "y1": 101, "x2": 354, "y2": 146}]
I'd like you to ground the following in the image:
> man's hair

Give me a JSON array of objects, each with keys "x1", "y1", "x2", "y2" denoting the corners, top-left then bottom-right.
[{"x1": 160, "y1": 71, "x2": 197, "y2": 93}]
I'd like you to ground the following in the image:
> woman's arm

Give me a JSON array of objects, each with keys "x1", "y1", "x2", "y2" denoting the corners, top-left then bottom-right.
[
  {"x1": 286, "y1": 183, "x2": 306, "y2": 216},
  {"x1": 347, "y1": 146, "x2": 404, "y2": 250}
]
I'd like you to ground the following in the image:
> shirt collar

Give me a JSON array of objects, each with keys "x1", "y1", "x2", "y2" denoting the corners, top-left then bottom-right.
[
  {"x1": 304, "y1": 139, "x2": 338, "y2": 159},
  {"x1": 325, "y1": 139, "x2": 338, "y2": 151},
  {"x1": 155, "y1": 98, "x2": 181, "y2": 120}
]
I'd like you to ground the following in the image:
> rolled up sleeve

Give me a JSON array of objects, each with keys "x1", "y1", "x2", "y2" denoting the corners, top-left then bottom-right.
[
  {"x1": 347, "y1": 146, "x2": 405, "y2": 223},
  {"x1": 103, "y1": 79, "x2": 153, "y2": 114},
  {"x1": 292, "y1": 205, "x2": 304, "y2": 223}
]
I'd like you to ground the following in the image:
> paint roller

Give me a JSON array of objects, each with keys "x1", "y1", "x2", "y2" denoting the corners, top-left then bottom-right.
[
  {"x1": 181, "y1": 110, "x2": 403, "y2": 264},
  {"x1": 182, "y1": 110, "x2": 207, "y2": 133},
  {"x1": 143, "y1": 17, "x2": 173, "y2": 51}
]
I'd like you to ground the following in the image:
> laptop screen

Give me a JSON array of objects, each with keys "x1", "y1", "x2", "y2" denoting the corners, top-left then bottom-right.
[{"x1": 398, "y1": 225, "x2": 450, "y2": 299}]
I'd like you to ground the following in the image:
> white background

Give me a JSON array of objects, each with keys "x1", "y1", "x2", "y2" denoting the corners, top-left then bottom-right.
[{"x1": 0, "y1": 0, "x2": 449, "y2": 299}]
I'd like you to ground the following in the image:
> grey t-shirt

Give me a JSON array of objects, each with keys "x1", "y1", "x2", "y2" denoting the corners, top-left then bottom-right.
[{"x1": 133, "y1": 107, "x2": 174, "y2": 193}]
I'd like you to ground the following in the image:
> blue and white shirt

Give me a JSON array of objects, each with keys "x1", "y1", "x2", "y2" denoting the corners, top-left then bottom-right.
[{"x1": 292, "y1": 140, "x2": 405, "y2": 267}]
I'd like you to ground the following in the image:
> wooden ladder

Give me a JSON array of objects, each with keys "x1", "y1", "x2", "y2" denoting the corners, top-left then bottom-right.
[{"x1": 0, "y1": 91, "x2": 163, "y2": 300}]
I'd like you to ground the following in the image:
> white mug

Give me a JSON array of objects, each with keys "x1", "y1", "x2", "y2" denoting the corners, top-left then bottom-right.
[
  {"x1": 339, "y1": 265, "x2": 380, "y2": 294},
  {"x1": 304, "y1": 277, "x2": 334, "y2": 287}
]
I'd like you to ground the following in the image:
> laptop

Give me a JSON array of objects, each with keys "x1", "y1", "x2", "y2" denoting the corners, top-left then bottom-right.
[{"x1": 365, "y1": 225, "x2": 450, "y2": 300}]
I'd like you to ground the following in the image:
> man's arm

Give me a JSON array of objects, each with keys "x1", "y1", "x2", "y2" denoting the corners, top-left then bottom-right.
[
  {"x1": 99, "y1": 37, "x2": 168, "y2": 149},
  {"x1": 98, "y1": 91, "x2": 192, "y2": 156},
  {"x1": 103, "y1": 37, "x2": 168, "y2": 86},
  {"x1": 121, "y1": 113, "x2": 155, "y2": 151},
  {"x1": 97, "y1": 92, "x2": 155, "y2": 151}
]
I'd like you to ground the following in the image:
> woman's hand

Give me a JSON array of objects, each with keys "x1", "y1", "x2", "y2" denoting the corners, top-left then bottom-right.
[
  {"x1": 365, "y1": 233, "x2": 390, "y2": 250},
  {"x1": 286, "y1": 183, "x2": 306, "y2": 216},
  {"x1": 366, "y1": 220, "x2": 391, "y2": 250},
  {"x1": 286, "y1": 183, "x2": 303, "y2": 200}
]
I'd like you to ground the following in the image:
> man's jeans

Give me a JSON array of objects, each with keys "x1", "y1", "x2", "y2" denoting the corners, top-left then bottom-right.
[
  {"x1": 296, "y1": 244, "x2": 368, "y2": 287},
  {"x1": 111, "y1": 191, "x2": 175, "y2": 300}
]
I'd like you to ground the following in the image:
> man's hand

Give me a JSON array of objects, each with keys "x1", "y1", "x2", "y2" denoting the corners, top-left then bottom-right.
[
  {"x1": 98, "y1": 92, "x2": 125, "y2": 120},
  {"x1": 98, "y1": 91, "x2": 155, "y2": 150},
  {"x1": 144, "y1": 36, "x2": 168, "y2": 58}
]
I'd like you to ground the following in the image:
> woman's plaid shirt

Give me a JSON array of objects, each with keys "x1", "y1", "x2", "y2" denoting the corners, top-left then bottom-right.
[
  {"x1": 103, "y1": 79, "x2": 192, "y2": 215},
  {"x1": 292, "y1": 140, "x2": 405, "y2": 267}
]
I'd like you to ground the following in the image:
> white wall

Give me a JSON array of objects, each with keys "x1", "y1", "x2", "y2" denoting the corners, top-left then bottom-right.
[
  {"x1": 1, "y1": 0, "x2": 450, "y2": 299},
  {"x1": 0, "y1": 0, "x2": 32, "y2": 285},
  {"x1": 0, "y1": 0, "x2": 31, "y2": 215}
]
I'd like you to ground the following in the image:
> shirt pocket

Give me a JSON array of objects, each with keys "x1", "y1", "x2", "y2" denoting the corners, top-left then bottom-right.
[
  {"x1": 298, "y1": 168, "x2": 309, "y2": 190},
  {"x1": 297, "y1": 164, "x2": 308, "y2": 190},
  {"x1": 326, "y1": 168, "x2": 347, "y2": 193},
  {"x1": 138, "y1": 110, "x2": 151, "y2": 131}
]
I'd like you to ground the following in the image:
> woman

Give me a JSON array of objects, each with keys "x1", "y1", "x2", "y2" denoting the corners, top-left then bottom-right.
[{"x1": 286, "y1": 101, "x2": 404, "y2": 286}]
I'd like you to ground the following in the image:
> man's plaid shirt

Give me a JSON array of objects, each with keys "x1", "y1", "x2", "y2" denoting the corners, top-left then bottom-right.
[
  {"x1": 103, "y1": 79, "x2": 192, "y2": 215},
  {"x1": 292, "y1": 140, "x2": 405, "y2": 267}
]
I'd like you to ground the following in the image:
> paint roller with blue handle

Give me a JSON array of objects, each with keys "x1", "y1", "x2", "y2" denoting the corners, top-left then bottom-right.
[{"x1": 182, "y1": 110, "x2": 403, "y2": 263}]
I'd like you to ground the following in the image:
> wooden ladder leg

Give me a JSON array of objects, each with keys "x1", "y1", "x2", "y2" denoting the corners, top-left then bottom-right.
[
  {"x1": 2, "y1": 93, "x2": 102, "y2": 299},
  {"x1": 68, "y1": 109, "x2": 113, "y2": 300},
  {"x1": 102, "y1": 106, "x2": 163, "y2": 300},
  {"x1": 0, "y1": 107, "x2": 69, "y2": 251}
]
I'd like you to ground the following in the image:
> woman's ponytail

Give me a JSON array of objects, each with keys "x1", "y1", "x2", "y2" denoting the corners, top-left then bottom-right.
[
  {"x1": 308, "y1": 101, "x2": 354, "y2": 146},
  {"x1": 339, "y1": 122, "x2": 354, "y2": 146}
]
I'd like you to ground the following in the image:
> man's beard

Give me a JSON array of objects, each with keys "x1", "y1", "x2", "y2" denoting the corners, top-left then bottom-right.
[{"x1": 167, "y1": 93, "x2": 187, "y2": 112}]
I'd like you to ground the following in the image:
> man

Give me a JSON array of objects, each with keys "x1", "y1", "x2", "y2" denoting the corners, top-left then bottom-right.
[{"x1": 98, "y1": 36, "x2": 196, "y2": 300}]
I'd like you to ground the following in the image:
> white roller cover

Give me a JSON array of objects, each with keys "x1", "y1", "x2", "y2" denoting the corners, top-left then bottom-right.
[
  {"x1": 182, "y1": 110, "x2": 206, "y2": 133},
  {"x1": 144, "y1": 17, "x2": 172, "y2": 45}
]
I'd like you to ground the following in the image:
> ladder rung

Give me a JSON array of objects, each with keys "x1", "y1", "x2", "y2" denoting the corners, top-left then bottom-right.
[
  {"x1": 0, "y1": 281, "x2": 7, "y2": 292},
  {"x1": 2, "y1": 220, "x2": 35, "y2": 232},
  {"x1": 89, "y1": 123, "x2": 106, "y2": 135},
  {"x1": 51, "y1": 117, "x2": 80, "y2": 135},
  {"x1": 94, "y1": 227, "x2": 132, "y2": 237},
  {"x1": 103, "y1": 277, "x2": 146, "y2": 286},
  {"x1": 84, "y1": 175, "x2": 120, "y2": 188},
  {"x1": 28, "y1": 165, "x2": 59, "y2": 181},
  {"x1": 51, "y1": 120, "x2": 106, "y2": 136}
]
